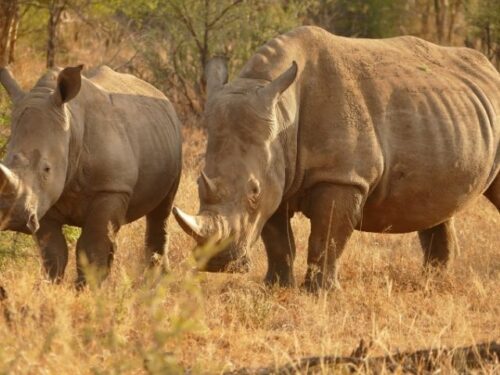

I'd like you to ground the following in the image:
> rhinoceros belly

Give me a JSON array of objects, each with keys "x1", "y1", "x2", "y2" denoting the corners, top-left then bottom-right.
[
  {"x1": 358, "y1": 84, "x2": 497, "y2": 233},
  {"x1": 121, "y1": 100, "x2": 182, "y2": 223}
]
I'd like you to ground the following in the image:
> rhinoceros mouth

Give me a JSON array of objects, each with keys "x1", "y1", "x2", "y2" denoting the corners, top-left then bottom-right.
[{"x1": 203, "y1": 253, "x2": 250, "y2": 273}]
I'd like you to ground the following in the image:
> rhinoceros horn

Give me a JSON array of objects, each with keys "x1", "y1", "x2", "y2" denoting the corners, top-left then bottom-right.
[
  {"x1": 0, "y1": 164, "x2": 20, "y2": 194},
  {"x1": 200, "y1": 172, "x2": 218, "y2": 201},
  {"x1": 173, "y1": 207, "x2": 215, "y2": 242}
]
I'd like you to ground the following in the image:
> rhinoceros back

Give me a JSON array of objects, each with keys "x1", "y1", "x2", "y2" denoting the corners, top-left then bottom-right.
[
  {"x1": 240, "y1": 27, "x2": 499, "y2": 233},
  {"x1": 75, "y1": 66, "x2": 182, "y2": 223}
]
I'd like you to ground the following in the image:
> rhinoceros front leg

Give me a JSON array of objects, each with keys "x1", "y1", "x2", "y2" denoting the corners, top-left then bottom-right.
[
  {"x1": 35, "y1": 218, "x2": 68, "y2": 282},
  {"x1": 303, "y1": 184, "x2": 363, "y2": 292},
  {"x1": 75, "y1": 193, "x2": 129, "y2": 288},
  {"x1": 418, "y1": 218, "x2": 458, "y2": 268},
  {"x1": 261, "y1": 206, "x2": 296, "y2": 287},
  {"x1": 144, "y1": 183, "x2": 178, "y2": 269}
]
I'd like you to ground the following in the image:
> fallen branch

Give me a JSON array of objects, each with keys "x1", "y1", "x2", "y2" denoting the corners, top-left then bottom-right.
[{"x1": 225, "y1": 340, "x2": 499, "y2": 374}]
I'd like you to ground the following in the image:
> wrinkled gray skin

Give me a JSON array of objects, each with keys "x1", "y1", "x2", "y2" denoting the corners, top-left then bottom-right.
[
  {"x1": 174, "y1": 26, "x2": 500, "y2": 291},
  {"x1": 0, "y1": 65, "x2": 182, "y2": 287}
]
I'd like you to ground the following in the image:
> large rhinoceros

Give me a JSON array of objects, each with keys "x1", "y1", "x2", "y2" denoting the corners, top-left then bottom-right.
[
  {"x1": 0, "y1": 65, "x2": 182, "y2": 287},
  {"x1": 174, "y1": 26, "x2": 499, "y2": 291}
]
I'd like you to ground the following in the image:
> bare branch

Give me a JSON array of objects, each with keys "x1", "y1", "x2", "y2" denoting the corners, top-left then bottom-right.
[
  {"x1": 207, "y1": 0, "x2": 243, "y2": 29},
  {"x1": 172, "y1": 41, "x2": 202, "y2": 115},
  {"x1": 167, "y1": 0, "x2": 204, "y2": 55}
]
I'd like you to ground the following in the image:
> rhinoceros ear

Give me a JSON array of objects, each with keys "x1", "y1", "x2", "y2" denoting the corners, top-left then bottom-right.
[
  {"x1": 205, "y1": 56, "x2": 228, "y2": 99},
  {"x1": 0, "y1": 67, "x2": 25, "y2": 103},
  {"x1": 260, "y1": 61, "x2": 298, "y2": 103},
  {"x1": 52, "y1": 65, "x2": 83, "y2": 106}
]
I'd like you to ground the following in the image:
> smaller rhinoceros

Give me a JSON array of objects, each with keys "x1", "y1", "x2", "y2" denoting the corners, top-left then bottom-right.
[{"x1": 0, "y1": 65, "x2": 182, "y2": 287}]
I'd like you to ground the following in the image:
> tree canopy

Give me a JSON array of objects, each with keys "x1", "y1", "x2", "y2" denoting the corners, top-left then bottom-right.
[{"x1": 0, "y1": 0, "x2": 499, "y2": 118}]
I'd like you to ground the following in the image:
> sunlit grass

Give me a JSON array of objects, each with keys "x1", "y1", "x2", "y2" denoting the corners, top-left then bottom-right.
[{"x1": 0, "y1": 148, "x2": 498, "y2": 373}]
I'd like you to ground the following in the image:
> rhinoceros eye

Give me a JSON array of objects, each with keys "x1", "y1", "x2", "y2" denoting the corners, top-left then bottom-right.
[
  {"x1": 41, "y1": 162, "x2": 51, "y2": 175},
  {"x1": 40, "y1": 163, "x2": 51, "y2": 183}
]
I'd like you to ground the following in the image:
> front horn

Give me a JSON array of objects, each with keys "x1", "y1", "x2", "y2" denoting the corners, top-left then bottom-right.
[
  {"x1": 173, "y1": 207, "x2": 214, "y2": 242},
  {"x1": 0, "y1": 164, "x2": 20, "y2": 194}
]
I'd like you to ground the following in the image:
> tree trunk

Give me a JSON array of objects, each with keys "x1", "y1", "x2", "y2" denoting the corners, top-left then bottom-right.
[
  {"x1": 434, "y1": 0, "x2": 445, "y2": 43},
  {"x1": 0, "y1": 0, "x2": 19, "y2": 67},
  {"x1": 446, "y1": 0, "x2": 462, "y2": 45},
  {"x1": 8, "y1": 7, "x2": 19, "y2": 64},
  {"x1": 200, "y1": 0, "x2": 210, "y2": 96},
  {"x1": 420, "y1": 0, "x2": 431, "y2": 39},
  {"x1": 46, "y1": 0, "x2": 66, "y2": 68}
]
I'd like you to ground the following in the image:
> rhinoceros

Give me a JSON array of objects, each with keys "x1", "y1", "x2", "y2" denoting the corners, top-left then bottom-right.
[
  {"x1": 173, "y1": 26, "x2": 499, "y2": 291},
  {"x1": 0, "y1": 65, "x2": 182, "y2": 286}
]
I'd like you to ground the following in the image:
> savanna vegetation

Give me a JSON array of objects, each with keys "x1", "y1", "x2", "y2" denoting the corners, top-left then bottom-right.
[{"x1": 0, "y1": 0, "x2": 499, "y2": 373}]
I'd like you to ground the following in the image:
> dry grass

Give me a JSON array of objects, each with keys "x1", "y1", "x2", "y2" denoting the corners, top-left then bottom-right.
[
  {"x1": 1, "y1": 32, "x2": 499, "y2": 375},
  {"x1": 0, "y1": 149, "x2": 499, "y2": 373}
]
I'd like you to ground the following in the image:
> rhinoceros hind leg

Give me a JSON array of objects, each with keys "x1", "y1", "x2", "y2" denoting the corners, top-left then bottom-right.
[
  {"x1": 261, "y1": 205, "x2": 296, "y2": 287},
  {"x1": 75, "y1": 193, "x2": 128, "y2": 289},
  {"x1": 35, "y1": 218, "x2": 68, "y2": 283},
  {"x1": 484, "y1": 175, "x2": 499, "y2": 211},
  {"x1": 418, "y1": 218, "x2": 458, "y2": 268},
  {"x1": 302, "y1": 183, "x2": 363, "y2": 292},
  {"x1": 144, "y1": 189, "x2": 177, "y2": 269}
]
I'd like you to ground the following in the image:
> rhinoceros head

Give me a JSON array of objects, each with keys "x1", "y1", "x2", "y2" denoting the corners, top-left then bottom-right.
[
  {"x1": 0, "y1": 65, "x2": 82, "y2": 233},
  {"x1": 174, "y1": 57, "x2": 298, "y2": 272}
]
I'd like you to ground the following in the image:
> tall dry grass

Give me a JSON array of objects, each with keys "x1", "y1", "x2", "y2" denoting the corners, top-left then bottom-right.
[
  {"x1": 0, "y1": 150, "x2": 498, "y2": 373},
  {"x1": 0, "y1": 28, "x2": 499, "y2": 375}
]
